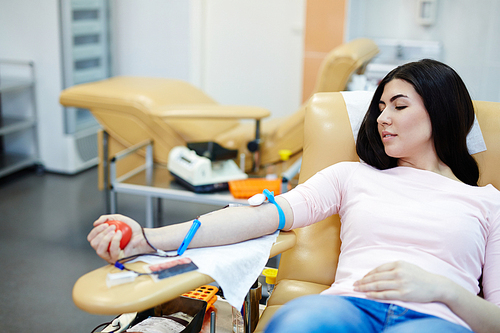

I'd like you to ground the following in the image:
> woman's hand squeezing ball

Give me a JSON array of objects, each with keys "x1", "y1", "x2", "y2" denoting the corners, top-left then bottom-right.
[{"x1": 88, "y1": 214, "x2": 154, "y2": 263}]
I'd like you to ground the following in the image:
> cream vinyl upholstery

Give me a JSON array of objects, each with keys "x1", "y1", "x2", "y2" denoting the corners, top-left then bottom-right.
[
  {"x1": 254, "y1": 92, "x2": 500, "y2": 332},
  {"x1": 59, "y1": 38, "x2": 379, "y2": 189}
]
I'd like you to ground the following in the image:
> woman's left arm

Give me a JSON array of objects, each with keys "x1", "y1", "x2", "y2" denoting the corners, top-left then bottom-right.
[{"x1": 353, "y1": 261, "x2": 500, "y2": 333}]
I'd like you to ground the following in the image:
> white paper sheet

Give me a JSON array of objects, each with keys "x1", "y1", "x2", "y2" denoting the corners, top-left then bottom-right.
[{"x1": 135, "y1": 231, "x2": 279, "y2": 311}]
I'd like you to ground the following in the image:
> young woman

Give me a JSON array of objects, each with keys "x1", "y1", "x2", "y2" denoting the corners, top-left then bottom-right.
[{"x1": 88, "y1": 59, "x2": 500, "y2": 332}]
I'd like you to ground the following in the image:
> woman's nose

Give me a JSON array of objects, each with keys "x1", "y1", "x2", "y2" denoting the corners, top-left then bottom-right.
[{"x1": 377, "y1": 109, "x2": 391, "y2": 125}]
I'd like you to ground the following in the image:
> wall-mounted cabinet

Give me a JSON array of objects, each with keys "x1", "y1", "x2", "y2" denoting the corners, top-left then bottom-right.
[{"x1": 0, "y1": 60, "x2": 40, "y2": 178}]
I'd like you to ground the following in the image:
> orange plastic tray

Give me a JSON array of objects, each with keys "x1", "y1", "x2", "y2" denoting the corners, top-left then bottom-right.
[
  {"x1": 182, "y1": 285, "x2": 219, "y2": 311},
  {"x1": 228, "y1": 178, "x2": 281, "y2": 199}
]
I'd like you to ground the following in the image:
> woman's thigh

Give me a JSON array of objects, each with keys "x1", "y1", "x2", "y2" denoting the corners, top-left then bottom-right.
[
  {"x1": 264, "y1": 295, "x2": 380, "y2": 333},
  {"x1": 384, "y1": 317, "x2": 472, "y2": 333},
  {"x1": 263, "y1": 295, "x2": 472, "y2": 333}
]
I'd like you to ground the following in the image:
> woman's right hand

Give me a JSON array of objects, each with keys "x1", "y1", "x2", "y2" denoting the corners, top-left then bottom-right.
[{"x1": 87, "y1": 214, "x2": 153, "y2": 263}]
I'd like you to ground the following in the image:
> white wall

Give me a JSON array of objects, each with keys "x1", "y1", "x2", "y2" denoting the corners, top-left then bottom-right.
[
  {"x1": 111, "y1": 0, "x2": 306, "y2": 119},
  {"x1": 346, "y1": 0, "x2": 500, "y2": 102},
  {"x1": 110, "y1": 0, "x2": 191, "y2": 80}
]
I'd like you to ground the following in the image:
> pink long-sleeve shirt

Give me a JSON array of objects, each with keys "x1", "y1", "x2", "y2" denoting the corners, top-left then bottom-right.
[{"x1": 280, "y1": 162, "x2": 500, "y2": 329}]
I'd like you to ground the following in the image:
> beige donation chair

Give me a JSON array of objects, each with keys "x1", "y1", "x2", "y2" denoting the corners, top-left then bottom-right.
[
  {"x1": 72, "y1": 92, "x2": 499, "y2": 332},
  {"x1": 59, "y1": 38, "x2": 379, "y2": 189},
  {"x1": 253, "y1": 92, "x2": 500, "y2": 332}
]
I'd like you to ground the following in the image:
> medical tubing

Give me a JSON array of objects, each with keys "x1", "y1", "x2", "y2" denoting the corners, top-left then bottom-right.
[
  {"x1": 114, "y1": 261, "x2": 125, "y2": 270},
  {"x1": 263, "y1": 189, "x2": 285, "y2": 230},
  {"x1": 141, "y1": 226, "x2": 161, "y2": 253},
  {"x1": 114, "y1": 255, "x2": 162, "y2": 276},
  {"x1": 113, "y1": 251, "x2": 181, "y2": 276},
  {"x1": 91, "y1": 321, "x2": 116, "y2": 333},
  {"x1": 112, "y1": 217, "x2": 202, "y2": 275},
  {"x1": 141, "y1": 218, "x2": 201, "y2": 256}
]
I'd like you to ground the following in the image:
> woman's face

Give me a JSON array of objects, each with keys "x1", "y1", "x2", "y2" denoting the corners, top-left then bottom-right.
[{"x1": 377, "y1": 79, "x2": 436, "y2": 167}]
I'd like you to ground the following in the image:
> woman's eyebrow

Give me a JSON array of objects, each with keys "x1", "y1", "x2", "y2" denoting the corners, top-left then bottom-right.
[
  {"x1": 390, "y1": 94, "x2": 409, "y2": 102},
  {"x1": 379, "y1": 94, "x2": 409, "y2": 105}
]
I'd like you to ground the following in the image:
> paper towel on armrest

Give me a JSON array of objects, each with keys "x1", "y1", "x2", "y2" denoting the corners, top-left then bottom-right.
[
  {"x1": 137, "y1": 231, "x2": 279, "y2": 311},
  {"x1": 184, "y1": 231, "x2": 279, "y2": 310}
]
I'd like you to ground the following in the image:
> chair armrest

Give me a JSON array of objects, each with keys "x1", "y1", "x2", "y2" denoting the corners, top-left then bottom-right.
[
  {"x1": 155, "y1": 104, "x2": 271, "y2": 120},
  {"x1": 72, "y1": 230, "x2": 296, "y2": 315},
  {"x1": 269, "y1": 230, "x2": 296, "y2": 257}
]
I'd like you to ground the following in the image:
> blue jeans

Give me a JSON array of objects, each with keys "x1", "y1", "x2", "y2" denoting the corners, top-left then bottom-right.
[{"x1": 264, "y1": 295, "x2": 472, "y2": 333}]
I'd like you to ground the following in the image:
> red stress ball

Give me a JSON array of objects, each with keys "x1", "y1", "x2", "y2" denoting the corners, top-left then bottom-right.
[{"x1": 106, "y1": 220, "x2": 132, "y2": 251}]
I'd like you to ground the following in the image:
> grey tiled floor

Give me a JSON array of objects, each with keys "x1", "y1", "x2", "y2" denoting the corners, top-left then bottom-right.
[{"x1": 0, "y1": 167, "x2": 223, "y2": 332}]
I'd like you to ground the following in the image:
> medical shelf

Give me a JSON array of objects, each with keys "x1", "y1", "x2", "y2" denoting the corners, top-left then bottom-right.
[
  {"x1": 0, "y1": 60, "x2": 40, "y2": 178},
  {"x1": 107, "y1": 138, "x2": 247, "y2": 228},
  {"x1": 0, "y1": 153, "x2": 38, "y2": 178},
  {"x1": 0, "y1": 78, "x2": 33, "y2": 93},
  {"x1": 0, "y1": 116, "x2": 36, "y2": 135}
]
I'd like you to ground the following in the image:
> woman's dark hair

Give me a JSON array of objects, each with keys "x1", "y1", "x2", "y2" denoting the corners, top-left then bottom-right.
[{"x1": 356, "y1": 59, "x2": 479, "y2": 186}]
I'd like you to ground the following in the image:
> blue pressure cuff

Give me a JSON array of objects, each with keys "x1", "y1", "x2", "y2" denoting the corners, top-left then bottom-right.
[{"x1": 263, "y1": 189, "x2": 286, "y2": 230}]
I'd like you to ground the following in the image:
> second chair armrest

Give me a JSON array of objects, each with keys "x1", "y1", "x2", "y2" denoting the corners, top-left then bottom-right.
[{"x1": 154, "y1": 104, "x2": 271, "y2": 120}]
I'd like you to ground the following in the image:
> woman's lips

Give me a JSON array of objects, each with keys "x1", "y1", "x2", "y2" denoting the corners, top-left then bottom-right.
[{"x1": 381, "y1": 131, "x2": 397, "y2": 141}]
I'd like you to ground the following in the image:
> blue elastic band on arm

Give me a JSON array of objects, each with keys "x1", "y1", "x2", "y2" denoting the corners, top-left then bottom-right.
[{"x1": 263, "y1": 189, "x2": 285, "y2": 230}]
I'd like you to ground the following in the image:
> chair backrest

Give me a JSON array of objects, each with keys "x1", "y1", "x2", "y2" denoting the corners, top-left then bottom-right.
[
  {"x1": 254, "y1": 38, "x2": 379, "y2": 166},
  {"x1": 276, "y1": 91, "x2": 500, "y2": 287},
  {"x1": 312, "y1": 38, "x2": 379, "y2": 94},
  {"x1": 60, "y1": 76, "x2": 241, "y2": 165}
]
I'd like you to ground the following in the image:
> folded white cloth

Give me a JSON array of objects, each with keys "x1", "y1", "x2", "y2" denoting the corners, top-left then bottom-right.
[
  {"x1": 181, "y1": 231, "x2": 279, "y2": 310},
  {"x1": 137, "y1": 231, "x2": 279, "y2": 311},
  {"x1": 341, "y1": 91, "x2": 487, "y2": 154}
]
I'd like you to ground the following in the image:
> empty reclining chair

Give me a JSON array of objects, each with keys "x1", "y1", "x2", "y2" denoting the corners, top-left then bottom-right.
[{"x1": 59, "y1": 38, "x2": 379, "y2": 189}]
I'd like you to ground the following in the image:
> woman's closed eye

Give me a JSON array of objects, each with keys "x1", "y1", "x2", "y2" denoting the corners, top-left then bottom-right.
[
  {"x1": 378, "y1": 102, "x2": 386, "y2": 113},
  {"x1": 395, "y1": 105, "x2": 407, "y2": 110}
]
